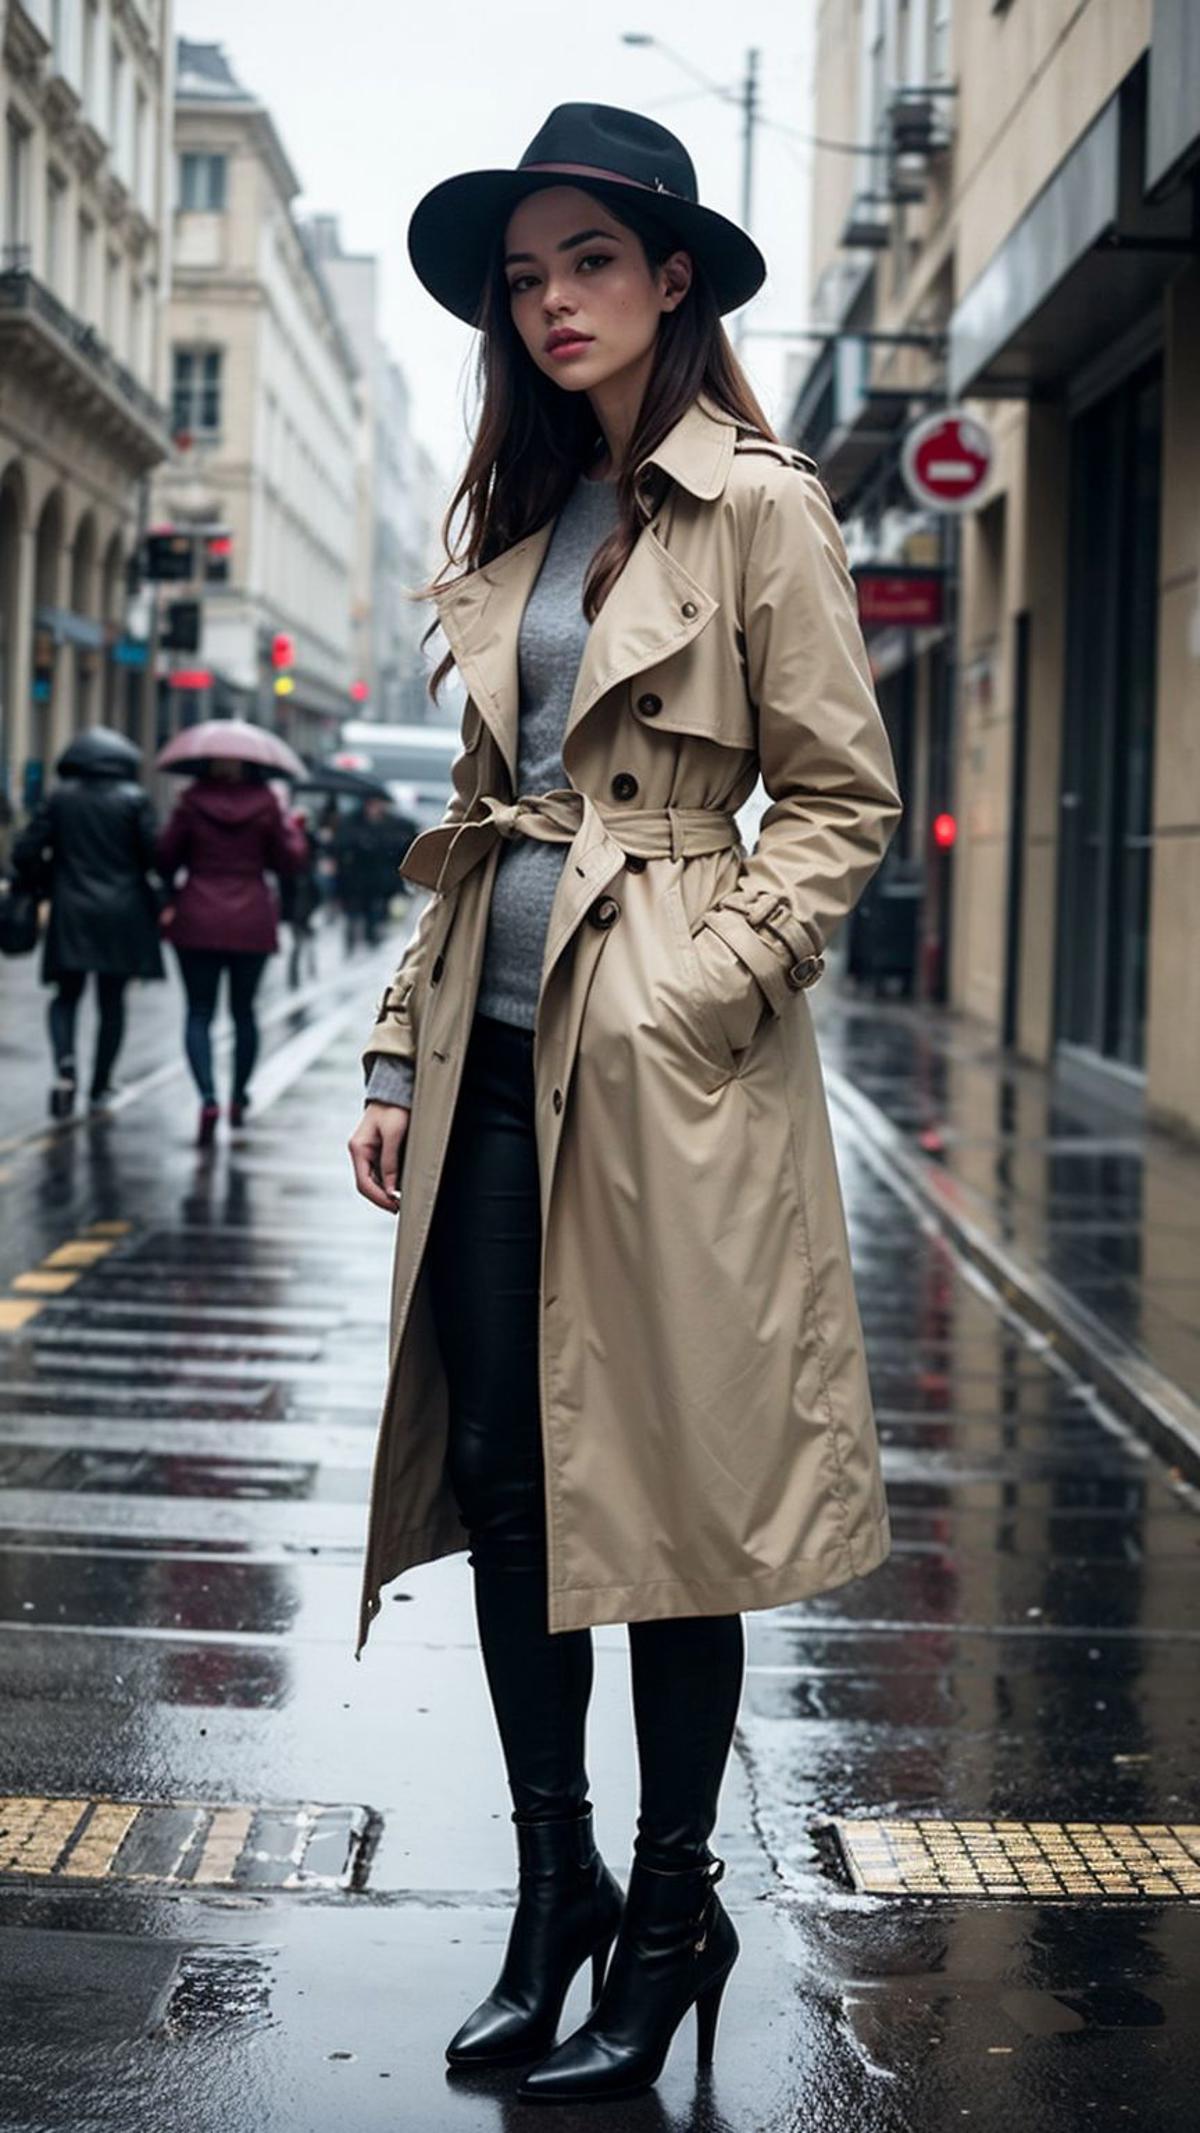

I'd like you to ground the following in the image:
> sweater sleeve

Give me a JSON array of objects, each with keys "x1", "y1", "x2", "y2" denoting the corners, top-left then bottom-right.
[{"x1": 364, "y1": 1054, "x2": 415, "y2": 1109}]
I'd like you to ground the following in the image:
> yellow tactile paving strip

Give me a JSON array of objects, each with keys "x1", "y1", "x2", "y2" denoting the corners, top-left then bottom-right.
[
  {"x1": 0, "y1": 1220, "x2": 131, "y2": 1329},
  {"x1": 0, "y1": 1795, "x2": 373, "y2": 1890},
  {"x1": 834, "y1": 1819, "x2": 1200, "y2": 1899}
]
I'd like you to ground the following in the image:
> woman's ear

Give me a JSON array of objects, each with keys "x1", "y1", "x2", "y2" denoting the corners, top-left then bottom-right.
[{"x1": 659, "y1": 249, "x2": 694, "y2": 314}]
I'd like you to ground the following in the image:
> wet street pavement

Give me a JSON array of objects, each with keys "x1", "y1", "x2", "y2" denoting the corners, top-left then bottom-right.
[{"x1": 0, "y1": 938, "x2": 1197, "y2": 2132}]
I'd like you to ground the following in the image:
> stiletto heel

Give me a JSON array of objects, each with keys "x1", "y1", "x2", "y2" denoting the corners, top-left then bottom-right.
[{"x1": 695, "y1": 1960, "x2": 733, "y2": 2064}]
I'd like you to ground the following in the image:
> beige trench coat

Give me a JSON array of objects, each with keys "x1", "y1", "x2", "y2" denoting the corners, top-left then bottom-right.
[{"x1": 356, "y1": 394, "x2": 902, "y2": 1654}]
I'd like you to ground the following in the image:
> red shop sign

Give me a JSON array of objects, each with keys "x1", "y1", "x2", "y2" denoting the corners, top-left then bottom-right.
[{"x1": 856, "y1": 570, "x2": 944, "y2": 627}]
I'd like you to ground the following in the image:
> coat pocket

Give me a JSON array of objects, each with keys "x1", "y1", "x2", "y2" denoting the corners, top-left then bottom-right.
[
  {"x1": 689, "y1": 921, "x2": 769, "y2": 1061},
  {"x1": 662, "y1": 875, "x2": 738, "y2": 1087}
]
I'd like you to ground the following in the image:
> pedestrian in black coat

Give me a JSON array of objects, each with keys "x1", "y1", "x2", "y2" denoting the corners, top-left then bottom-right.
[{"x1": 11, "y1": 728, "x2": 165, "y2": 1118}]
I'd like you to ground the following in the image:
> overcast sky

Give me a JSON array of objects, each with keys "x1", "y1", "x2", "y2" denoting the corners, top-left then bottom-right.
[{"x1": 176, "y1": 0, "x2": 818, "y2": 493}]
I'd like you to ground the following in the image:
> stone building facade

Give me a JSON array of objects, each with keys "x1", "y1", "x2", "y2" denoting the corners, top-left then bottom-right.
[{"x1": 793, "y1": 0, "x2": 1200, "y2": 1137}]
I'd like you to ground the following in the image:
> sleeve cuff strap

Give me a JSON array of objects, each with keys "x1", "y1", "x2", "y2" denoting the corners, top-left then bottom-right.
[{"x1": 699, "y1": 904, "x2": 826, "y2": 1018}]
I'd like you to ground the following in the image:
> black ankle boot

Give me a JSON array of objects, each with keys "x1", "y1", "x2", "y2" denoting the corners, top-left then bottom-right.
[
  {"x1": 445, "y1": 1808, "x2": 623, "y2": 2068},
  {"x1": 516, "y1": 1851, "x2": 739, "y2": 2103}
]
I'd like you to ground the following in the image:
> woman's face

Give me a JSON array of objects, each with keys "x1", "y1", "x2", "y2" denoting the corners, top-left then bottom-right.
[{"x1": 502, "y1": 185, "x2": 692, "y2": 397}]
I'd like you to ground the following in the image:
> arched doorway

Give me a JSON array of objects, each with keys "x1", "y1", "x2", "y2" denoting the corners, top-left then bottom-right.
[
  {"x1": 70, "y1": 509, "x2": 97, "y2": 733},
  {"x1": 100, "y1": 530, "x2": 126, "y2": 730},
  {"x1": 0, "y1": 463, "x2": 28, "y2": 806},
  {"x1": 32, "y1": 488, "x2": 65, "y2": 790}
]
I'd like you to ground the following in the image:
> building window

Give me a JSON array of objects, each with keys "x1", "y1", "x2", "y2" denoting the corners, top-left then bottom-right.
[
  {"x1": 108, "y1": 39, "x2": 124, "y2": 150},
  {"x1": 134, "y1": 84, "x2": 147, "y2": 209},
  {"x1": 4, "y1": 113, "x2": 30, "y2": 264},
  {"x1": 179, "y1": 153, "x2": 227, "y2": 212},
  {"x1": 929, "y1": 0, "x2": 952, "y2": 82},
  {"x1": 45, "y1": 166, "x2": 68, "y2": 293},
  {"x1": 105, "y1": 247, "x2": 121, "y2": 348},
  {"x1": 76, "y1": 210, "x2": 95, "y2": 315},
  {"x1": 82, "y1": 1, "x2": 98, "y2": 121},
  {"x1": 129, "y1": 277, "x2": 143, "y2": 373},
  {"x1": 50, "y1": 0, "x2": 64, "y2": 67},
  {"x1": 172, "y1": 346, "x2": 223, "y2": 436}
]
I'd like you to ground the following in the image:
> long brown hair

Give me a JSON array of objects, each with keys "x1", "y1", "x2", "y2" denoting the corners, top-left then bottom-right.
[{"x1": 422, "y1": 187, "x2": 777, "y2": 700}]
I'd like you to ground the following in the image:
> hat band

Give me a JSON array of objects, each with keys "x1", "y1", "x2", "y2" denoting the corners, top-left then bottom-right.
[{"x1": 522, "y1": 159, "x2": 681, "y2": 198}]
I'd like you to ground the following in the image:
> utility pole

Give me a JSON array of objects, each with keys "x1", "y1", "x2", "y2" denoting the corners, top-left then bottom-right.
[
  {"x1": 735, "y1": 48, "x2": 760, "y2": 353},
  {"x1": 622, "y1": 34, "x2": 761, "y2": 350}
]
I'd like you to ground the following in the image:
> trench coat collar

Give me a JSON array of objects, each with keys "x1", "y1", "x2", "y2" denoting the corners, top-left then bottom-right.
[{"x1": 432, "y1": 395, "x2": 736, "y2": 784}]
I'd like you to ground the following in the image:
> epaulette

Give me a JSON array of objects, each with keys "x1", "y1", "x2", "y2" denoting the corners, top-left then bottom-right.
[{"x1": 733, "y1": 433, "x2": 819, "y2": 475}]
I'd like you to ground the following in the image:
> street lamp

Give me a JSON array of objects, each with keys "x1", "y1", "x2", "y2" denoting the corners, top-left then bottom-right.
[{"x1": 621, "y1": 32, "x2": 760, "y2": 347}]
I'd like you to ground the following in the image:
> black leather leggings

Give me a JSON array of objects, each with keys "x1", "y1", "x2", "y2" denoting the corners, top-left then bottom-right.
[{"x1": 425, "y1": 1012, "x2": 745, "y2": 1867}]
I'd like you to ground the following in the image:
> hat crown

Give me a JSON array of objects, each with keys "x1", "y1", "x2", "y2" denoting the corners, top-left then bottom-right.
[{"x1": 519, "y1": 102, "x2": 699, "y2": 204}]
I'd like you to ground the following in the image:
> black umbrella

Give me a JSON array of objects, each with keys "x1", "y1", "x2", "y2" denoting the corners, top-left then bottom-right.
[
  {"x1": 57, "y1": 727, "x2": 143, "y2": 779},
  {"x1": 295, "y1": 763, "x2": 394, "y2": 803}
]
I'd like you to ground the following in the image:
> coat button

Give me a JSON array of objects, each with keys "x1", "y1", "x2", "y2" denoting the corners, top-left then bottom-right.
[
  {"x1": 588, "y1": 895, "x2": 620, "y2": 930},
  {"x1": 552, "y1": 1086, "x2": 563, "y2": 1114},
  {"x1": 681, "y1": 600, "x2": 698, "y2": 619},
  {"x1": 610, "y1": 771, "x2": 638, "y2": 802},
  {"x1": 430, "y1": 953, "x2": 444, "y2": 983},
  {"x1": 625, "y1": 853, "x2": 647, "y2": 873},
  {"x1": 636, "y1": 693, "x2": 662, "y2": 717}
]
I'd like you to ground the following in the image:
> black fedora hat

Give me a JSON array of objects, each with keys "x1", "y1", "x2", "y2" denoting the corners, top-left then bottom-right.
[{"x1": 408, "y1": 102, "x2": 766, "y2": 326}]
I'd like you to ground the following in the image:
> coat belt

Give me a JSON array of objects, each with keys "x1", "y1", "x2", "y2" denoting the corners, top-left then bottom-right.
[{"x1": 406, "y1": 790, "x2": 741, "y2": 895}]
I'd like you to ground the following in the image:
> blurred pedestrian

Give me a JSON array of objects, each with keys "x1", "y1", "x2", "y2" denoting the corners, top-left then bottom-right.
[
  {"x1": 10, "y1": 728, "x2": 164, "y2": 1119},
  {"x1": 348, "y1": 103, "x2": 901, "y2": 2102},
  {"x1": 335, "y1": 795, "x2": 410, "y2": 950},
  {"x1": 157, "y1": 758, "x2": 307, "y2": 1144},
  {"x1": 278, "y1": 798, "x2": 322, "y2": 988}
]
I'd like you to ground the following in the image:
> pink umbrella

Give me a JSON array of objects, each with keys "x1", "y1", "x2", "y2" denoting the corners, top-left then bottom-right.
[{"x1": 155, "y1": 719, "x2": 307, "y2": 782}]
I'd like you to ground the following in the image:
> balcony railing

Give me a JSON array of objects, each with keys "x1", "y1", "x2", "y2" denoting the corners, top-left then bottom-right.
[{"x1": 0, "y1": 265, "x2": 168, "y2": 439}]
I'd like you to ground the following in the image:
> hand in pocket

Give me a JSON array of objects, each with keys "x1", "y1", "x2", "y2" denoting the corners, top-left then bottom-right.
[{"x1": 691, "y1": 925, "x2": 769, "y2": 1058}]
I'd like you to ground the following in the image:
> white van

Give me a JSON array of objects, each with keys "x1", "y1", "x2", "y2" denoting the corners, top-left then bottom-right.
[{"x1": 335, "y1": 721, "x2": 460, "y2": 832}]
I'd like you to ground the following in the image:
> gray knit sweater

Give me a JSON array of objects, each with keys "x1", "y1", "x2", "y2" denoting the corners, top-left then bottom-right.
[{"x1": 366, "y1": 472, "x2": 619, "y2": 1110}]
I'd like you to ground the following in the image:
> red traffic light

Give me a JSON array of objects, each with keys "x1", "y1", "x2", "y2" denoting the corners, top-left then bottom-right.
[
  {"x1": 349, "y1": 679, "x2": 369, "y2": 703},
  {"x1": 271, "y1": 632, "x2": 295, "y2": 669},
  {"x1": 932, "y1": 811, "x2": 957, "y2": 850}
]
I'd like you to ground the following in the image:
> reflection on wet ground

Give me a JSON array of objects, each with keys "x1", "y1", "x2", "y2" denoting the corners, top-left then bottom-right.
[{"x1": 817, "y1": 992, "x2": 1200, "y2": 1406}]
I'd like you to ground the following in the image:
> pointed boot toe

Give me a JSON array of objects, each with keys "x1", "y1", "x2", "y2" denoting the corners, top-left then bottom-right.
[{"x1": 444, "y1": 1809, "x2": 622, "y2": 2069}]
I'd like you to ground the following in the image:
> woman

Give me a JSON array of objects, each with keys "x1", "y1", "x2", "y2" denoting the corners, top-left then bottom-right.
[
  {"x1": 348, "y1": 104, "x2": 902, "y2": 2103},
  {"x1": 157, "y1": 757, "x2": 307, "y2": 1143},
  {"x1": 11, "y1": 728, "x2": 164, "y2": 1118}
]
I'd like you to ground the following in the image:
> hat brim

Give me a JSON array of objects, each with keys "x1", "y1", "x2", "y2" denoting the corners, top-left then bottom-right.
[{"x1": 408, "y1": 169, "x2": 766, "y2": 325}]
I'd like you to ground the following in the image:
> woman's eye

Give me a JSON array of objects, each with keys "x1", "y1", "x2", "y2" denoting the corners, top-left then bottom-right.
[
  {"x1": 507, "y1": 274, "x2": 536, "y2": 297},
  {"x1": 579, "y1": 254, "x2": 612, "y2": 273}
]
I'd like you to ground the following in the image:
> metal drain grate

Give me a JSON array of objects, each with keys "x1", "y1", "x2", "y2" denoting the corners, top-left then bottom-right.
[
  {"x1": 0, "y1": 1796, "x2": 378, "y2": 1890},
  {"x1": 831, "y1": 1819, "x2": 1200, "y2": 1899}
]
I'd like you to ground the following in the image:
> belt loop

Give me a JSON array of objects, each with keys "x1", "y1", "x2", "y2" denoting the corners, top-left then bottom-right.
[{"x1": 668, "y1": 805, "x2": 684, "y2": 862}]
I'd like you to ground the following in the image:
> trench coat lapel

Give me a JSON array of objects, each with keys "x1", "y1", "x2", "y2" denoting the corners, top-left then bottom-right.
[
  {"x1": 433, "y1": 520, "x2": 555, "y2": 789},
  {"x1": 432, "y1": 396, "x2": 738, "y2": 784}
]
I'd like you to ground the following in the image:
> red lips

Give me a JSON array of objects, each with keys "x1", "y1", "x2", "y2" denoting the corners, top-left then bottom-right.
[{"x1": 545, "y1": 329, "x2": 593, "y2": 353}]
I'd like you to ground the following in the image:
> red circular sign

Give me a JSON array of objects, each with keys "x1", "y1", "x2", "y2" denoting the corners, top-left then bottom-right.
[{"x1": 901, "y1": 411, "x2": 993, "y2": 512}]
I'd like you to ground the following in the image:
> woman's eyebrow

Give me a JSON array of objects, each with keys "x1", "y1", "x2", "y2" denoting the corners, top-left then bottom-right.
[{"x1": 504, "y1": 228, "x2": 622, "y2": 266}]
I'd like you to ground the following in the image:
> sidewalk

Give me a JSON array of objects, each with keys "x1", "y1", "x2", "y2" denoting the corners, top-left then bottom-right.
[{"x1": 814, "y1": 986, "x2": 1200, "y2": 1480}]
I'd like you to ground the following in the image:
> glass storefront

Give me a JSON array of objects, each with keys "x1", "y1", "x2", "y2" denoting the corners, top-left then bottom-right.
[{"x1": 1055, "y1": 356, "x2": 1162, "y2": 1076}]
